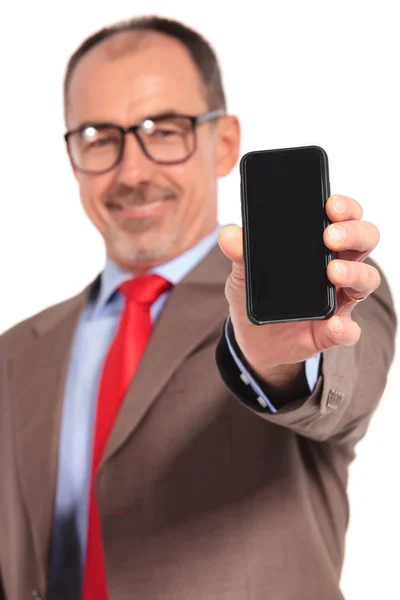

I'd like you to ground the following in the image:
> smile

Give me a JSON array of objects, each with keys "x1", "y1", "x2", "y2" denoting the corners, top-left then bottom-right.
[{"x1": 109, "y1": 198, "x2": 169, "y2": 218}]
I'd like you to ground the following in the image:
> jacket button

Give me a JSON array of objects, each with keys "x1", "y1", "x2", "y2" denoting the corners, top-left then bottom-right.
[{"x1": 326, "y1": 389, "x2": 343, "y2": 410}]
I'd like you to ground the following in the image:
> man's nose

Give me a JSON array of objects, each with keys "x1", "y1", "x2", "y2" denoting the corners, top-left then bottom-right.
[{"x1": 115, "y1": 132, "x2": 156, "y2": 185}]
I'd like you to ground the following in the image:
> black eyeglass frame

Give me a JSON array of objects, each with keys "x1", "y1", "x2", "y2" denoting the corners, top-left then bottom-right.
[{"x1": 64, "y1": 108, "x2": 226, "y2": 174}]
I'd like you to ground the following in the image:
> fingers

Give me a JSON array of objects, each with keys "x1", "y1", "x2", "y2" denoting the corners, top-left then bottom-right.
[
  {"x1": 327, "y1": 260, "x2": 381, "y2": 303},
  {"x1": 325, "y1": 194, "x2": 380, "y2": 260},
  {"x1": 324, "y1": 219, "x2": 380, "y2": 257},
  {"x1": 325, "y1": 194, "x2": 363, "y2": 222}
]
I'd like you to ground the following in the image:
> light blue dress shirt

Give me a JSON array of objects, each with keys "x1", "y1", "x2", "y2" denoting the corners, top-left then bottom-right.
[{"x1": 48, "y1": 227, "x2": 320, "y2": 598}]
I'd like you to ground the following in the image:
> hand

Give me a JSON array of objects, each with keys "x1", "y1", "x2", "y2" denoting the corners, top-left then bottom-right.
[{"x1": 218, "y1": 195, "x2": 381, "y2": 385}]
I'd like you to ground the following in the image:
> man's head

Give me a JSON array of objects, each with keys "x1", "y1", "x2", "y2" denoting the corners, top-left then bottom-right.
[{"x1": 64, "y1": 16, "x2": 240, "y2": 273}]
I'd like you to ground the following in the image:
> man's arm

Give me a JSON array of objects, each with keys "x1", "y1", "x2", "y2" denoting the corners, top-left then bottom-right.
[
  {"x1": 217, "y1": 262, "x2": 396, "y2": 445},
  {"x1": 217, "y1": 194, "x2": 396, "y2": 446},
  {"x1": 224, "y1": 314, "x2": 322, "y2": 412}
]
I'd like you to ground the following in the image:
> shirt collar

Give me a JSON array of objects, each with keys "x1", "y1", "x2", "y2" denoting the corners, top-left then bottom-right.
[{"x1": 92, "y1": 225, "x2": 221, "y2": 315}]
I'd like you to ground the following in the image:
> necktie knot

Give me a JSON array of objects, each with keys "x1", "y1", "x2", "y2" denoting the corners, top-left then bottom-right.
[{"x1": 119, "y1": 274, "x2": 171, "y2": 306}]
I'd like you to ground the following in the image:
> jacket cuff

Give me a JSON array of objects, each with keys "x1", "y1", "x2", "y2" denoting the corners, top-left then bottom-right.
[{"x1": 217, "y1": 316, "x2": 322, "y2": 412}]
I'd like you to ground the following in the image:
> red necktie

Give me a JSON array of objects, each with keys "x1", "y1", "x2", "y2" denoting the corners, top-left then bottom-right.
[{"x1": 82, "y1": 274, "x2": 172, "y2": 600}]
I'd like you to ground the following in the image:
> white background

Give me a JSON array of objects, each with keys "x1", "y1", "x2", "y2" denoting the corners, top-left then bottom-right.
[{"x1": 1, "y1": 1, "x2": 399, "y2": 598}]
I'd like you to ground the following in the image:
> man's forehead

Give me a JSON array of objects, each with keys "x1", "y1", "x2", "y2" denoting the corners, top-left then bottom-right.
[
  {"x1": 94, "y1": 30, "x2": 171, "y2": 62},
  {"x1": 72, "y1": 30, "x2": 199, "y2": 81},
  {"x1": 67, "y1": 30, "x2": 207, "y2": 118}
]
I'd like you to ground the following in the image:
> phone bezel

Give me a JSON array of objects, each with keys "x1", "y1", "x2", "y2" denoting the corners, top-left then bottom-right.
[{"x1": 240, "y1": 145, "x2": 337, "y2": 325}]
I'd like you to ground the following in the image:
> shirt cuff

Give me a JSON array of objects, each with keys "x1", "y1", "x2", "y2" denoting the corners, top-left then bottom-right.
[{"x1": 224, "y1": 314, "x2": 321, "y2": 413}]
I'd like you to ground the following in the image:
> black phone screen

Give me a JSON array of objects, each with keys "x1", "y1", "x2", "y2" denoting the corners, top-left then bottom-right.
[{"x1": 241, "y1": 146, "x2": 335, "y2": 323}]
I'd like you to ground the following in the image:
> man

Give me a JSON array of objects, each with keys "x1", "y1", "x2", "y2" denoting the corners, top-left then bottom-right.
[{"x1": 0, "y1": 15, "x2": 395, "y2": 600}]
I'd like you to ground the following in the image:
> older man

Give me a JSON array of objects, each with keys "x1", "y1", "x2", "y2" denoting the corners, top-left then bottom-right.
[{"x1": 0, "y1": 15, "x2": 395, "y2": 600}]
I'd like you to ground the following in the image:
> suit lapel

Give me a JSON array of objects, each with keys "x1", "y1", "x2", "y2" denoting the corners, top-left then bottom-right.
[
  {"x1": 101, "y1": 246, "x2": 231, "y2": 467},
  {"x1": 9, "y1": 285, "x2": 92, "y2": 581},
  {"x1": 9, "y1": 245, "x2": 231, "y2": 578}
]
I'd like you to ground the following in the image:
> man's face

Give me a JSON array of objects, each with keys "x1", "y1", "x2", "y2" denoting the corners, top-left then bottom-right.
[{"x1": 66, "y1": 32, "x2": 240, "y2": 272}]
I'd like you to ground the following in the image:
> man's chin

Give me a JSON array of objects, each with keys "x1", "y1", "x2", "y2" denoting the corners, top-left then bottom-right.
[{"x1": 107, "y1": 232, "x2": 178, "y2": 270}]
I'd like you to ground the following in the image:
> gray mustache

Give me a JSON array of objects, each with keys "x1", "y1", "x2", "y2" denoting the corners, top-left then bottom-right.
[{"x1": 106, "y1": 186, "x2": 178, "y2": 207}]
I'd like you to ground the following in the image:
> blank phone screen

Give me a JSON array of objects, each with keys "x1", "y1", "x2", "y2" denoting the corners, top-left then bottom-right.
[{"x1": 241, "y1": 146, "x2": 334, "y2": 323}]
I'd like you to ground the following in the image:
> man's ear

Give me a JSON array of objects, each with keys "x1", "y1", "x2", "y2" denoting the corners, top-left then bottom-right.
[{"x1": 215, "y1": 115, "x2": 241, "y2": 177}]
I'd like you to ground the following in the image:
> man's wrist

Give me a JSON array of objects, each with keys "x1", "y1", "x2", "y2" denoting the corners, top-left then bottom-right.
[
  {"x1": 248, "y1": 361, "x2": 310, "y2": 399},
  {"x1": 224, "y1": 316, "x2": 316, "y2": 408}
]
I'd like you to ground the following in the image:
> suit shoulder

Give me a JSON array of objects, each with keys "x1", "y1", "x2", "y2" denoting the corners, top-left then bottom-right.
[
  {"x1": 366, "y1": 256, "x2": 396, "y2": 321},
  {"x1": 0, "y1": 287, "x2": 92, "y2": 358}
]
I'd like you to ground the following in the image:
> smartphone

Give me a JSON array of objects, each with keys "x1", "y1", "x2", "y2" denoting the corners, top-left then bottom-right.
[{"x1": 240, "y1": 145, "x2": 336, "y2": 325}]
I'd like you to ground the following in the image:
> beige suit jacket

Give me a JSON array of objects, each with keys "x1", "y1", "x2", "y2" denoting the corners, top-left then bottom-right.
[{"x1": 0, "y1": 247, "x2": 396, "y2": 600}]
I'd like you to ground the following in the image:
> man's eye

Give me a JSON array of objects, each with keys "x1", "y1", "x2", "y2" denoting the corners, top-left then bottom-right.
[
  {"x1": 153, "y1": 128, "x2": 180, "y2": 137},
  {"x1": 91, "y1": 137, "x2": 112, "y2": 146},
  {"x1": 85, "y1": 135, "x2": 119, "y2": 148}
]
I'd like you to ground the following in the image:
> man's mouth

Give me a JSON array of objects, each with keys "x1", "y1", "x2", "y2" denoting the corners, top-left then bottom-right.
[
  {"x1": 121, "y1": 199, "x2": 164, "y2": 211},
  {"x1": 106, "y1": 197, "x2": 171, "y2": 217}
]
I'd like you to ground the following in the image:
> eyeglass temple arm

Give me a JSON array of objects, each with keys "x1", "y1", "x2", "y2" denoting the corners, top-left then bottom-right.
[{"x1": 196, "y1": 109, "x2": 226, "y2": 124}]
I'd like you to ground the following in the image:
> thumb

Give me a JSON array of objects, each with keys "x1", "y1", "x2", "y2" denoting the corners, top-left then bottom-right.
[
  {"x1": 218, "y1": 225, "x2": 245, "y2": 280},
  {"x1": 313, "y1": 315, "x2": 362, "y2": 351}
]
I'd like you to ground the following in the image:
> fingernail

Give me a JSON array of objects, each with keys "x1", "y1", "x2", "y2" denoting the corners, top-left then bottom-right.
[
  {"x1": 334, "y1": 319, "x2": 344, "y2": 334},
  {"x1": 333, "y1": 198, "x2": 346, "y2": 215},
  {"x1": 329, "y1": 225, "x2": 346, "y2": 243},
  {"x1": 335, "y1": 261, "x2": 347, "y2": 276}
]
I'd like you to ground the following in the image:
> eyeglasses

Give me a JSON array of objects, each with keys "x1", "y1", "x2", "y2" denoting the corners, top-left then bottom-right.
[{"x1": 64, "y1": 109, "x2": 225, "y2": 175}]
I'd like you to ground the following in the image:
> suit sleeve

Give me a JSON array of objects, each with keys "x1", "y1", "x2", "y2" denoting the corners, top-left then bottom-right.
[
  {"x1": 216, "y1": 260, "x2": 396, "y2": 447},
  {"x1": 224, "y1": 313, "x2": 322, "y2": 412}
]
